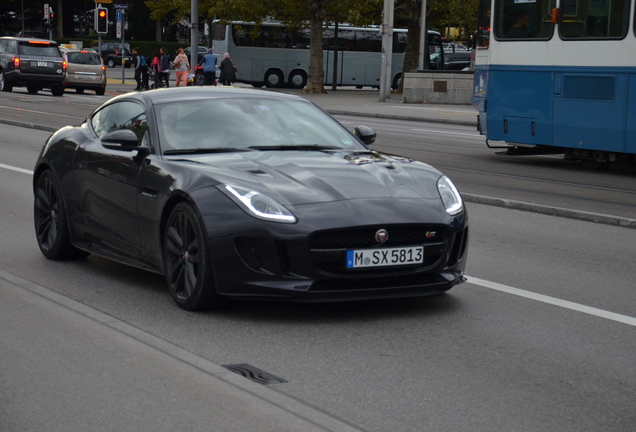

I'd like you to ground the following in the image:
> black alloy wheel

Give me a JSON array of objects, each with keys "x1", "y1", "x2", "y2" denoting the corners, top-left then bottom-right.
[
  {"x1": 34, "y1": 170, "x2": 88, "y2": 260},
  {"x1": 163, "y1": 203, "x2": 217, "y2": 310}
]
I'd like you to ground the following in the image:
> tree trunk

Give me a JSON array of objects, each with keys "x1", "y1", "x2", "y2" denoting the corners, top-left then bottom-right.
[
  {"x1": 399, "y1": 0, "x2": 421, "y2": 93},
  {"x1": 304, "y1": 0, "x2": 328, "y2": 94}
]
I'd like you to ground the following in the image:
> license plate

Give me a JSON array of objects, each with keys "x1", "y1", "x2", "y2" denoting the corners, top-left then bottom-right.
[
  {"x1": 346, "y1": 246, "x2": 423, "y2": 269},
  {"x1": 36, "y1": 61, "x2": 50, "y2": 67},
  {"x1": 76, "y1": 74, "x2": 94, "y2": 80}
]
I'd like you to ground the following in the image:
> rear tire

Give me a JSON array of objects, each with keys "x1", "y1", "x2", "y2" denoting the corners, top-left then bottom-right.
[
  {"x1": 34, "y1": 170, "x2": 89, "y2": 260},
  {"x1": 288, "y1": 71, "x2": 307, "y2": 89},
  {"x1": 163, "y1": 203, "x2": 218, "y2": 311},
  {"x1": 95, "y1": 87, "x2": 105, "y2": 95},
  {"x1": 52, "y1": 83, "x2": 65, "y2": 96},
  {"x1": 107, "y1": 58, "x2": 116, "y2": 68}
]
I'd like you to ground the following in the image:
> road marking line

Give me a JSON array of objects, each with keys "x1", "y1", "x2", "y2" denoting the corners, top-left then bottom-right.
[
  {"x1": 0, "y1": 163, "x2": 33, "y2": 175},
  {"x1": 467, "y1": 276, "x2": 636, "y2": 327},
  {"x1": 411, "y1": 128, "x2": 482, "y2": 137},
  {"x1": 0, "y1": 105, "x2": 85, "y2": 120}
]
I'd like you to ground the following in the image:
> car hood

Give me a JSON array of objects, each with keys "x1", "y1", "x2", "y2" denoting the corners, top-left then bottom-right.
[{"x1": 175, "y1": 150, "x2": 444, "y2": 206}]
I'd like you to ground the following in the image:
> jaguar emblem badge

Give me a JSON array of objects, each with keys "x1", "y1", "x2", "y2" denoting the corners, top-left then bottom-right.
[{"x1": 375, "y1": 229, "x2": 389, "y2": 244}]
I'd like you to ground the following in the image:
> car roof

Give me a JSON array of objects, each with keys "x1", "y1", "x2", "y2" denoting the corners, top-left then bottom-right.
[
  {"x1": 111, "y1": 87, "x2": 309, "y2": 105},
  {"x1": 1, "y1": 36, "x2": 57, "y2": 44}
]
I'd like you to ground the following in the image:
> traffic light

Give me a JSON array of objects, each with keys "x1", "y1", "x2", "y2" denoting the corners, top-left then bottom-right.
[
  {"x1": 96, "y1": 7, "x2": 108, "y2": 34},
  {"x1": 49, "y1": 11, "x2": 56, "y2": 29}
]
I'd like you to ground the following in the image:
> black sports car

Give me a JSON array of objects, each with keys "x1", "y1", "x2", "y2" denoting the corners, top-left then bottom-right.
[{"x1": 33, "y1": 87, "x2": 468, "y2": 310}]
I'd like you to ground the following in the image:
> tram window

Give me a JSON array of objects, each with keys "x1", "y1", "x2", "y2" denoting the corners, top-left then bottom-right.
[
  {"x1": 494, "y1": 0, "x2": 555, "y2": 40},
  {"x1": 560, "y1": 0, "x2": 630, "y2": 39}
]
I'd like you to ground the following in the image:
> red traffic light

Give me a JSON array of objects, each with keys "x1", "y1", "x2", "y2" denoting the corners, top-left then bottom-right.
[{"x1": 99, "y1": 10, "x2": 106, "y2": 18}]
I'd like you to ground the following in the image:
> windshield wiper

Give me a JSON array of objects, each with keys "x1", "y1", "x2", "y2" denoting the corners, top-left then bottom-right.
[
  {"x1": 163, "y1": 147, "x2": 252, "y2": 155},
  {"x1": 248, "y1": 144, "x2": 341, "y2": 151}
]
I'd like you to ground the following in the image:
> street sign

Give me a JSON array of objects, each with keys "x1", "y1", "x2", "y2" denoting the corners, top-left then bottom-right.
[
  {"x1": 116, "y1": 21, "x2": 121, "y2": 38},
  {"x1": 113, "y1": 4, "x2": 128, "y2": 8},
  {"x1": 116, "y1": 9, "x2": 122, "y2": 22}
]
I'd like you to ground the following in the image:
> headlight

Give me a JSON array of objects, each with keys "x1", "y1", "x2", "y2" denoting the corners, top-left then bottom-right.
[
  {"x1": 221, "y1": 185, "x2": 297, "y2": 223},
  {"x1": 437, "y1": 175, "x2": 463, "y2": 215}
]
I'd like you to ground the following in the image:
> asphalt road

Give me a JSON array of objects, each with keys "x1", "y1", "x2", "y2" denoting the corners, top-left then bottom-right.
[{"x1": 1, "y1": 119, "x2": 635, "y2": 431}]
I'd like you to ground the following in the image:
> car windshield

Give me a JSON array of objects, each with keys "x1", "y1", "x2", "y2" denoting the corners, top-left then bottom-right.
[
  {"x1": 156, "y1": 97, "x2": 364, "y2": 154},
  {"x1": 67, "y1": 52, "x2": 101, "y2": 65}
]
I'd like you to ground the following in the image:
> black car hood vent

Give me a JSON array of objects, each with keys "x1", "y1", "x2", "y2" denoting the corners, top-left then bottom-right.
[{"x1": 246, "y1": 168, "x2": 268, "y2": 175}]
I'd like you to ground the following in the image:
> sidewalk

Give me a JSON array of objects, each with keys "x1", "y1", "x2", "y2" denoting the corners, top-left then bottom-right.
[{"x1": 0, "y1": 268, "x2": 363, "y2": 432}]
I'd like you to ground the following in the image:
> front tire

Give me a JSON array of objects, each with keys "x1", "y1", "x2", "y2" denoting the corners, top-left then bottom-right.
[
  {"x1": 34, "y1": 170, "x2": 88, "y2": 260},
  {"x1": 264, "y1": 70, "x2": 284, "y2": 88},
  {"x1": 163, "y1": 203, "x2": 218, "y2": 311},
  {"x1": 0, "y1": 71, "x2": 12, "y2": 92}
]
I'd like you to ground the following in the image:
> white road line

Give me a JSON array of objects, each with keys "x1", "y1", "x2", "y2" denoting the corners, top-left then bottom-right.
[
  {"x1": 0, "y1": 163, "x2": 34, "y2": 175},
  {"x1": 0, "y1": 105, "x2": 86, "y2": 120},
  {"x1": 411, "y1": 128, "x2": 482, "y2": 137},
  {"x1": 467, "y1": 276, "x2": 636, "y2": 327}
]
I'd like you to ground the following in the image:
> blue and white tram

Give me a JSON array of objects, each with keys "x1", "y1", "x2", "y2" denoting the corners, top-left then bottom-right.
[{"x1": 471, "y1": 0, "x2": 636, "y2": 168}]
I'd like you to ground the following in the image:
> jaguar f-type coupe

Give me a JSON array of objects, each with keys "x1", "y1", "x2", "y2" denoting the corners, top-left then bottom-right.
[{"x1": 33, "y1": 87, "x2": 468, "y2": 310}]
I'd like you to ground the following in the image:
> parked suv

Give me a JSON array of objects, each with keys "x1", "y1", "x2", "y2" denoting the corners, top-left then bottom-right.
[
  {"x1": 0, "y1": 37, "x2": 66, "y2": 95},
  {"x1": 91, "y1": 42, "x2": 133, "y2": 68}
]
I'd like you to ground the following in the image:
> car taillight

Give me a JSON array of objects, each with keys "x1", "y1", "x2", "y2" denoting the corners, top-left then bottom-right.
[
  {"x1": 102, "y1": 66, "x2": 106, "y2": 71},
  {"x1": 62, "y1": 60, "x2": 67, "y2": 70},
  {"x1": 114, "y1": 49, "x2": 119, "y2": 55},
  {"x1": 13, "y1": 57, "x2": 20, "y2": 68}
]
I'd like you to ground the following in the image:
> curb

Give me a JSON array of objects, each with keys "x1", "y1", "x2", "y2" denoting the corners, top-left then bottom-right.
[
  {"x1": 326, "y1": 109, "x2": 476, "y2": 126},
  {"x1": 463, "y1": 193, "x2": 636, "y2": 229}
]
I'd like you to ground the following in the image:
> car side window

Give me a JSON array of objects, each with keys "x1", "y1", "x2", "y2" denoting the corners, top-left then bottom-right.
[
  {"x1": 0, "y1": 39, "x2": 15, "y2": 54},
  {"x1": 91, "y1": 101, "x2": 149, "y2": 143}
]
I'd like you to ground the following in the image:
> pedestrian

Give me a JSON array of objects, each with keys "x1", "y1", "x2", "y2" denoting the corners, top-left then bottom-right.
[
  {"x1": 198, "y1": 49, "x2": 217, "y2": 86},
  {"x1": 173, "y1": 47, "x2": 190, "y2": 87},
  {"x1": 141, "y1": 52, "x2": 151, "y2": 90},
  {"x1": 160, "y1": 47, "x2": 171, "y2": 88},
  {"x1": 132, "y1": 48, "x2": 143, "y2": 90},
  {"x1": 218, "y1": 52, "x2": 235, "y2": 86},
  {"x1": 150, "y1": 50, "x2": 162, "y2": 89}
]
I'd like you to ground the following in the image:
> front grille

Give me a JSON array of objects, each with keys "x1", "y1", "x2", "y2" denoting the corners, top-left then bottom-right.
[
  {"x1": 309, "y1": 224, "x2": 445, "y2": 249},
  {"x1": 309, "y1": 225, "x2": 448, "y2": 275}
]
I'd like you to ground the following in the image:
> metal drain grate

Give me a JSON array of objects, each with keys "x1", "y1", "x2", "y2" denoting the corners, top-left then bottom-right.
[{"x1": 222, "y1": 363, "x2": 288, "y2": 385}]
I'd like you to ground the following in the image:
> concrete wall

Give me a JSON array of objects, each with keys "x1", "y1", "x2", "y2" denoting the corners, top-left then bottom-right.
[{"x1": 402, "y1": 71, "x2": 473, "y2": 105}]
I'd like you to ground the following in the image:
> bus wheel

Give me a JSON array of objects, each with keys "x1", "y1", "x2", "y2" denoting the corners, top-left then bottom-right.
[
  {"x1": 391, "y1": 73, "x2": 402, "y2": 90},
  {"x1": 265, "y1": 70, "x2": 284, "y2": 88},
  {"x1": 288, "y1": 71, "x2": 307, "y2": 89}
]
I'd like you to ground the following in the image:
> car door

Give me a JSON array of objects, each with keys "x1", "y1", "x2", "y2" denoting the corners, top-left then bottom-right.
[{"x1": 75, "y1": 100, "x2": 149, "y2": 254}]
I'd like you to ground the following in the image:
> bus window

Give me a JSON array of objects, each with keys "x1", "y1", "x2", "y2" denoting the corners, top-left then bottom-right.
[
  {"x1": 494, "y1": 0, "x2": 556, "y2": 40},
  {"x1": 212, "y1": 23, "x2": 226, "y2": 41},
  {"x1": 560, "y1": 0, "x2": 630, "y2": 39}
]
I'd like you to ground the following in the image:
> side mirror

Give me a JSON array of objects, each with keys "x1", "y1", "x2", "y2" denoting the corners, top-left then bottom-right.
[
  {"x1": 354, "y1": 125, "x2": 377, "y2": 145},
  {"x1": 102, "y1": 129, "x2": 147, "y2": 152}
]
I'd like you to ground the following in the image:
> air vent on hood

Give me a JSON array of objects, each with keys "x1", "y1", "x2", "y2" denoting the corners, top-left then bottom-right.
[{"x1": 246, "y1": 169, "x2": 268, "y2": 175}]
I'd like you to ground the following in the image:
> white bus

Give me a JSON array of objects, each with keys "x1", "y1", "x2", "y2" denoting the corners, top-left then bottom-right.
[{"x1": 211, "y1": 21, "x2": 444, "y2": 89}]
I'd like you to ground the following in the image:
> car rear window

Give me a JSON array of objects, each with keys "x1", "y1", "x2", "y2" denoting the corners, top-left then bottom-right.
[
  {"x1": 19, "y1": 43, "x2": 60, "y2": 57},
  {"x1": 67, "y1": 52, "x2": 101, "y2": 65}
]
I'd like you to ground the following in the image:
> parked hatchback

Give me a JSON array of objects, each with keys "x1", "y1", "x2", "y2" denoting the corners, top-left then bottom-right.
[
  {"x1": 0, "y1": 37, "x2": 66, "y2": 95},
  {"x1": 61, "y1": 49, "x2": 106, "y2": 95}
]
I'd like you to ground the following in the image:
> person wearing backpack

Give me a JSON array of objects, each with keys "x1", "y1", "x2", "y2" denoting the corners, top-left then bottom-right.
[{"x1": 132, "y1": 48, "x2": 144, "y2": 91}]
